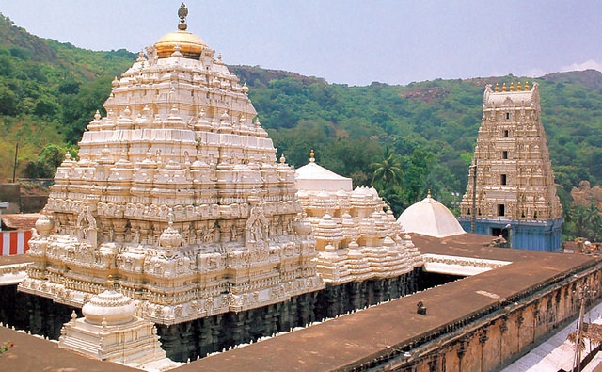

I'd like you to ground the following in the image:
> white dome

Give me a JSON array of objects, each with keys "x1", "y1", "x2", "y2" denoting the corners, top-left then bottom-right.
[
  {"x1": 397, "y1": 193, "x2": 466, "y2": 238},
  {"x1": 82, "y1": 288, "x2": 136, "y2": 326},
  {"x1": 295, "y1": 154, "x2": 352, "y2": 192}
]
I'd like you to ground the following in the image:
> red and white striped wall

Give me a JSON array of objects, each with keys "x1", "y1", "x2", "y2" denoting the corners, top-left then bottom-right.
[{"x1": 0, "y1": 230, "x2": 32, "y2": 256}]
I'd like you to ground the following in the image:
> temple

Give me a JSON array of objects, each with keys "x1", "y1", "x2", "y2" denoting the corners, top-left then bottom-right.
[
  {"x1": 458, "y1": 82, "x2": 563, "y2": 251},
  {"x1": 295, "y1": 151, "x2": 422, "y2": 284},
  {"x1": 19, "y1": 4, "x2": 324, "y2": 326}
]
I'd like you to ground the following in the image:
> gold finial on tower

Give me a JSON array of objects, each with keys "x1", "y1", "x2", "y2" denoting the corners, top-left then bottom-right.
[
  {"x1": 517, "y1": 81, "x2": 522, "y2": 91},
  {"x1": 495, "y1": 83, "x2": 500, "y2": 92},
  {"x1": 178, "y1": 3, "x2": 189, "y2": 31},
  {"x1": 106, "y1": 275, "x2": 115, "y2": 290},
  {"x1": 510, "y1": 82, "x2": 515, "y2": 91},
  {"x1": 309, "y1": 149, "x2": 315, "y2": 163},
  {"x1": 502, "y1": 83, "x2": 507, "y2": 92},
  {"x1": 524, "y1": 81, "x2": 530, "y2": 90},
  {"x1": 427, "y1": 189, "x2": 432, "y2": 198}
]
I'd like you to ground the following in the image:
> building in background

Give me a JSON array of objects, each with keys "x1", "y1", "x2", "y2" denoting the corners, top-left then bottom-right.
[{"x1": 458, "y1": 82, "x2": 563, "y2": 251}]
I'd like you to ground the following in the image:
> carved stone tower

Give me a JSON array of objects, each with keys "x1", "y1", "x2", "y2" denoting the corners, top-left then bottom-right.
[
  {"x1": 20, "y1": 4, "x2": 323, "y2": 325},
  {"x1": 458, "y1": 82, "x2": 563, "y2": 251}
]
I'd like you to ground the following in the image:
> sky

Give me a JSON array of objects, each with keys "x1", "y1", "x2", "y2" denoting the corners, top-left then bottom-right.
[{"x1": 1, "y1": 0, "x2": 601, "y2": 86}]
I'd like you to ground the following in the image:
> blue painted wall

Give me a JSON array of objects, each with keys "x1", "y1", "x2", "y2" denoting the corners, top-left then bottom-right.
[{"x1": 458, "y1": 217, "x2": 563, "y2": 252}]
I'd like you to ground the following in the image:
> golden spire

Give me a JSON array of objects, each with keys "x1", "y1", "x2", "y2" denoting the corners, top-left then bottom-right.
[
  {"x1": 178, "y1": 3, "x2": 189, "y2": 31},
  {"x1": 510, "y1": 82, "x2": 514, "y2": 91},
  {"x1": 525, "y1": 81, "x2": 530, "y2": 90},
  {"x1": 495, "y1": 83, "x2": 500, "y2": 92},
  {"x1": 106, "y1": 275, "x2": 115, "y2": 290},
  {"x1": 309, "y1": 149, "x2": 315, "y2": 163},
  {"x1": 502, "y1": 83, "x2": 507, "y2": 92},
  {"x1": 427, "y1": 189, "x2": 432, "y2": 198},
  {"x1": 517, "y1": 81, "x2": 522, "y2": 91}
]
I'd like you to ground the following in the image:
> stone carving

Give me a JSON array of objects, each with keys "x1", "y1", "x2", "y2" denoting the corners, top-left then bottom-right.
[
  {"x1": 19, "y1": 8, "x2": 324, "y2": 326},
  {"x1": 294, "y1": 154, "x2": 422, "y2": 285},
  {"x1": 460, "y1": 83, "x2": 562, "y2": 222}
]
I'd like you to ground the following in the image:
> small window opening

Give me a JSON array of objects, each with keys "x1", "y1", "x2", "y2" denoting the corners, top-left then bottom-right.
[
  {"x1": 503, "y1": 130, "x2": 509, "y2": 137},
  {"x1": 498, "y1": 204, "x2": 505, "y2": 217},
  {"x1": 506, "y1": 112, "x2": 510, "y2": 120},
  {"x1": 501, "y1": 174, "x2": 507, "y2": 186},
  {"x1": 502, "y1": 151, "x2": 508, "y2": 159}
]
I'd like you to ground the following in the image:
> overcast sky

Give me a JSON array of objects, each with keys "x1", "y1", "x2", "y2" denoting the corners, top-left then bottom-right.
[{"x1": 1, "y1": 0, "x2": 601, "y2": 86}]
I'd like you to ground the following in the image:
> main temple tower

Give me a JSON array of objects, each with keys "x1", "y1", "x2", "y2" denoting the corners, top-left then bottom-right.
[
  {"x1": 458, "y1": 82, "x2": 563, "y2": 251},
  {"x1": 20, "y1": 5, "x2": 323, "y2": 325}
]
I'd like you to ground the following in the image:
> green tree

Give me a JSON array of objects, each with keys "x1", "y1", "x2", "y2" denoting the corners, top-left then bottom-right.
[{"x1": 372, "y1": 147, "x2": 403, "y2": 191}]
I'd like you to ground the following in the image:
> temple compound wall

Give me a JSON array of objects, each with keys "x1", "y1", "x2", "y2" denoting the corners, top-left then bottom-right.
[
  {"x1": 356, "y1": 261, "x2": 602, "y2": 371},
  {"x1": 459, "y1": 82, "x2": 563, "y2": 252}
]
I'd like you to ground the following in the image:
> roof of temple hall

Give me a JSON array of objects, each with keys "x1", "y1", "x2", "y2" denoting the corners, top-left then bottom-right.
[{"x1": 173, "y1": 234, "x2": 599, "y2": 371}]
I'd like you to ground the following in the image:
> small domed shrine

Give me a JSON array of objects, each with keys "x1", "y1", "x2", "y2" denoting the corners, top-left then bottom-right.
[
  {"x1": 20, "y1": 4, "x2": 323, "y2": 325},
  {"x1": 58, "y1": 277, "x2": 175, "y2": 370},
  {"x1": 458, "y1": 83, "x2": 563, "y2": 251},
  {"x1": 397, "y1": 191, "x2": 466, "y2": 238},
  {"x1": 295, "y1": 151, "x2": 422, "y2": 285}
]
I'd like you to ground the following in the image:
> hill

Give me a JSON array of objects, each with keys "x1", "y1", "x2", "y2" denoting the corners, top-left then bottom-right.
[
  {"x1": 235, "y1": 67, "x2": 602, "y2": 198},
  {"x1": 0, "y1": 15, "x2": 600, "y2": 240},
  {"x1": 0, "y1": 13, "x2": 135, "y2": 180}
]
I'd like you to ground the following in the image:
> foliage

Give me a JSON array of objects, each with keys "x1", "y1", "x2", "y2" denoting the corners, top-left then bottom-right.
[
  {"x1": 0, "y1": 13, "x2": 134, "y2": 181},
  {"x1": 567, "y1": 322, "x2": 602, "y2": 352},
  {"x1": 563, "y1": 203, "x2": 602, "y2": 242},
  {"x1": 22, "y1": 143, "x2": 78, "y2": 179},
  {"x1": 241, "y1": 68, "x2": 602, "y2": 223},
  {"x1": 1, "y1": 13, "x2": 601, "y2": 233},
  {"x1": 0, "y1": 341, "x2": 13, "y2": 357}
]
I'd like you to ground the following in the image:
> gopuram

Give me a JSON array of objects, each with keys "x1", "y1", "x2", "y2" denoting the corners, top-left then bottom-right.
[
  {"x1": 458, "y1": 82, "x2": 563, "y2": 251},
  {"x1": 19, "y1": 4, "x2": 324, "y2": 326},
  {"x1": 16, "y1": 4, "x2": 424, "y2": 362}
]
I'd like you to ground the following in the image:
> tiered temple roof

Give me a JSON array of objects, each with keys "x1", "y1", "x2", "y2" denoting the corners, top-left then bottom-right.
[
  {"x1": 458, "y1": 82, "x2": 563, "y2": 251},
  {"x1": 460, "y1": 82, "x2": 562, "y2": 222},
  {"x1": 20, "y1": 5, "x2": 324, "y2": 325},
  {"x1": 295, "y1": 152, "x2": 422, "y2": 284}
]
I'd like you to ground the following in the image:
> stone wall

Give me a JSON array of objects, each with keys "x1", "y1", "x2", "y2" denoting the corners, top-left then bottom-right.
[{"x1": 357, "y1": 260, "x2": 602, "y2": 371}]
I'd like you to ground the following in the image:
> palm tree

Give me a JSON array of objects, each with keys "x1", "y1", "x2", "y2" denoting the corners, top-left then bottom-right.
[{"x1": 372, "y1": 147, "x2": 403, "y2": 191}]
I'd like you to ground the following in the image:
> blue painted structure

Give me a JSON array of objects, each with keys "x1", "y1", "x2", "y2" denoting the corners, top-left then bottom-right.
[{"x1": 458, "y1": 217, "x2": 563, "y2": 252}]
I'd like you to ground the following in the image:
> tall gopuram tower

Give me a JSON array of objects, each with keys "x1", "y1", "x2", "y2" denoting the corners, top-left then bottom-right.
[
  {"x1": 20, "y1": 4, "x2": 324, "y2": 325},
  {"x1": 458, "y1": 82, "x2": 563, "y2": 251}
]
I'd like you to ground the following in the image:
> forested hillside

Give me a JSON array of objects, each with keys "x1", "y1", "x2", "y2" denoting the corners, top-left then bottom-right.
[
  {"x1": 231, "y1": 66, "x2": 602, "y2": 206},
  {"x1": 0, "y1": 14, "x2": 135, "y2": 179},
  {"x1": 1, "y1": 15, "x2": 600, "y2": 239}
]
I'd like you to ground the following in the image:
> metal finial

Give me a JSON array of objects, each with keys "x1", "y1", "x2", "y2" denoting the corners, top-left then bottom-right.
[
  {"x1": 106, "y1": 275, "x2": 115, "y2": 289},
  {"x1": 178, "y1": 3, "x2": 188, "y2": 30},
  {"x1": 309, "y1": 149, "x2": 315, "y2": 163}
]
